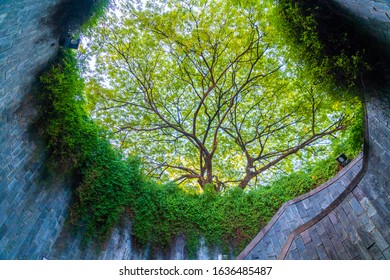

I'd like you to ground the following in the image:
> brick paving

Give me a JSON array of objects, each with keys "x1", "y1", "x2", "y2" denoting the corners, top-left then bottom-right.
[
  {"x1": 0, "y1": 0, "x2": 71, "y2": 260},
  {"x1": 239, "y1": 154, "x2": 363, "y2": 260},
  {"x1": 283, "y1": 87, "x2": 390, "y2": 260},
  {"x1": 240, "y1": 0, "x2": 390, "y2": 260},
  {"x1": 1, "y1": 0, "x2": 390, "y2": 260}
]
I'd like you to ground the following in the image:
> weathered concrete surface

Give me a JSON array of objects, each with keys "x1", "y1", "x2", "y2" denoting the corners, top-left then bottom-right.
[{"x1": 52, "y1": 220, "x2": 224, "y2": 260}]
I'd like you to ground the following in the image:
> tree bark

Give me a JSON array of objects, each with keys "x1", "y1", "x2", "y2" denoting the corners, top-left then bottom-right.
[{"x1": 238, "y1": 173, "x2": 254, "y2": 189}]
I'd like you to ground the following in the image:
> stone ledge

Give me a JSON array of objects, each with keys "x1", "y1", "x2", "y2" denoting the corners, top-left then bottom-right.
[{"x1": 237, "y1": 152, "x2": 364, "y2": 260}]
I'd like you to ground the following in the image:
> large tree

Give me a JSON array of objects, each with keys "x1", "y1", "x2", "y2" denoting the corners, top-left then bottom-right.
[{"x1": 84, "y1": 0, "x2": 356, "y2": 191}]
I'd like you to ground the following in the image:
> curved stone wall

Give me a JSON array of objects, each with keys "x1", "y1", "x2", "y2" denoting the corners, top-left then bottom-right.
[
  {"x1": 281, "y1": 81, "x2": 390, "y2": 260},
  {"x1": 239, "y1": 0, "x2": 390, "y2": 260},
  {"x1": 239, "y1": 154, "x2": 363, "y2": 260},
  {"x1": 0, "y1": 0, "x2": 72, "y2": 259},
  {"x1": 0, "y1": 0, "x2": 223, "y2": 260},
  {"x1": 1, "y1": 0, "x2": 389, "y2": 260}
]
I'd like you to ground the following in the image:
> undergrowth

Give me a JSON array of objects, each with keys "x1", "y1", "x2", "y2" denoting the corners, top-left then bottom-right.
[
  {"x1": 38, "y1": 49, "x2": 362, "y2": 257},
  {"x1": 37, "y1": 0, "x2": 365, "y2": 258}
]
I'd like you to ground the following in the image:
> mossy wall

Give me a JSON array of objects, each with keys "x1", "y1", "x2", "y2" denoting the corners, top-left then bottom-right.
[{"x1": 1, "y1": 0, "x2": 389, "y2": 260}]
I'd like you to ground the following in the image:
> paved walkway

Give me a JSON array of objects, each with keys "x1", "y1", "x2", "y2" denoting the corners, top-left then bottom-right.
[
  {"x1": 239, "y1": 0, "x2": 390, "y2": 260},
  {"x1": 1, "y1": 0, "x2": 390, "y2": 260},
  {"x1": 239, "y1": 154, "x2": 363, "y2": 260},
  {"x1": 283, "y1": 87, "x2": 390, "y2": 260}
]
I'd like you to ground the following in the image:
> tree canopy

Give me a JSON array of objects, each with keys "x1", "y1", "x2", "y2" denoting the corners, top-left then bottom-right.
[{"x1": 84, "y1": 0, "x2": 361, "y2": 191}]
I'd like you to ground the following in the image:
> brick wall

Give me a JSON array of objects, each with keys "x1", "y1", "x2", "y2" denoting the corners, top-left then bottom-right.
[
  {"x1": 0, "y1": 0, "x2": 72, "y2": 260},
  {"x1": 0, "y1": 0, "x2": 221, "y2": 260},
  {"x1": 239, "y1": 154, "x2": 364, "y2": 259},
  {"x1": 239, "y1": 0, "x2": 390, "y2": 260},
  {"x1": 282, "y1": 84, "x2": 390, "y2": 260},
  {"x1": 1, "y1": 0, "x2": 390, "y2": 260}
]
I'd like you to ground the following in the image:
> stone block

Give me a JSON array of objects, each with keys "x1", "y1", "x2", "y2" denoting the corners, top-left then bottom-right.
[
  {"x1": 340, "y1": 176, "x2": 351, "y2": 187},
  {"x1": 347, "y1": 208, "x2": 363, "y2": 228},
  {"x1": 294, "y1": 236, "x2": 306, "y2": 252},
  {"x1": 287, "y1": 248, "x2": 301, "y2": 260},
  {"x1": 265, "y1": 244, "x2": 275, "y2": 259},
  {"x1": 296, "y1": 202, "x2": 308, "y2": 217},
  {"x1": 383, "y1": 247, "x2": 390, "y2": 260},
  {"x1": 342, "y1": 200, "x2": 354, "y2": 215},
  {"x1": 309, "y1": 198, "x2": 321, "y2": 213},
  {"x1": 315, "y1": 244, "x2": 329, "y2": 260},
  {"x1": 368, "y1": 244, "x2": 385, "y2": 259},
  {"x1": 335, "y1": 245, "x2": 350, "y2": 260},
  {"x1": 289, "y1": 203, "x2": 299, "y2": 216},
  {"x1": 333, "y1": 221, "x2": 349, "y2": 241},
  {"x1": 322, "y1": 216, "x2": 338, "y2": 239},
  {"x1": 301, "y1": 230, "x2": 312, "y2": 244},
  {"x1": 279, "y1": 233, "x2": 287, "y2": 246},
  {"x1": 329, "y1": 187, "x2": 341, "y2": 200},
  {"x1": 0, "y1": 224, "x2": 7, "y2": 240},
  {"x1": 371, "y1": 214, "x2": 390, "y2": 244},
  {"x1": 360, "y1": 197, "x2": 377, "y2": 218},
  {"x1": 297, "y1": 246, "x2": 309, "y2": 260},
  {"x1": 319, "y1": 199, "x2": 329, "y2": 210},
  {"x1": 308, "y1": 227, "x2": 322, "y2": 246},
  {"x1": 301, "y1": 198, "x2": 311, "y2": 210},
  {"x1": 304, "y1": 241, "x2": 319, "y2": 260},
  {"x1": 359, "y1": 212, "x2": 376, "y2": 233},
  {"x1": 355, "y1": 242, "x2": 373, "y2": 260},
  {"x1": 342, "y1": 238, "x2": 360, "y2": 259},
  {"x1": 370, "y1": 229, "x2": 390, "y2": 251},
  {"x1": 349, "y1": 196, "x2": 364, "y2": 216},
  {"x1": 375, "y1": 198, "x2": 390, "y2": 219},
  {"x1": 287, "y1": 220, "x2": 298, "y2": 231},
  {"x1": 320, "y1": 233, "x2": 339, "y2": 260},
  {"x1": 353, "y1": 187, "x2": 366, "y2": 201},
  {"x1": 328, "y1": 212, "x2": 339, "y2": 225},
  {"x1": 356, "y1": 226, "x2": 375, "y2": 249},
  {"x1": 269, "y1": 233, "x2": 281, "y2": 254}
]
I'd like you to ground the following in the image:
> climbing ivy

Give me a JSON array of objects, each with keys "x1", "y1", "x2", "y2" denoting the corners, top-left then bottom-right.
[
  {"x1": 37, "y1": 0, "x2": 364, "y2": 258},
  {"x1": 38, "y1": 49, "x2": 361, "y2": 256},
  {"x1": 39, "y1": 50, "x2": 139, "y2": 239}
]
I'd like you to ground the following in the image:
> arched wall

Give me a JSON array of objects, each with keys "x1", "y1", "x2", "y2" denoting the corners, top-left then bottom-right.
[
  {"x1": 240, "y1": 0, "x2": 390, "y2": 260},
  {"x1": 0, "y1": 0, "x2": 73, "y2": 259},
  {"x1": 1, "y1": 0, "x2": 389, "y2": 260}
]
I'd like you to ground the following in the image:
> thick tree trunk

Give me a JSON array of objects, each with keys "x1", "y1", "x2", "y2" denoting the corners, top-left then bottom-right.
[
  {"x1": 205, "y1": 157, "x2": 213, "y2": 185},
  {"x1": 238, "y1": 173, "x2": 253, "y2": 189}
]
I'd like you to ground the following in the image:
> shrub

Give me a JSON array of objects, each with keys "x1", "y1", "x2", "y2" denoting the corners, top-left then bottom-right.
[
  {"x1": 37, "y1": 0, "x2": 365, "y2": 257},
  {"x1": 39, "y1": 49, "x2": 139, "y2": 239}
]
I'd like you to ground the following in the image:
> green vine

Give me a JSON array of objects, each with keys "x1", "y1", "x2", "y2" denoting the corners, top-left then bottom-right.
[{"x1": 36, "y1": 0, "x2": 364, "y2": 258}]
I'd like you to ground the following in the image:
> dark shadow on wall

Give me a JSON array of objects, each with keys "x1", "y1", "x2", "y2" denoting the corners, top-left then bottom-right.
[
  {"x1": 284, "y1": 0, "x2": 390, "y2": 89},
  {"x1": 314, "y1": 0, "x2": 390, "y2": 87},
  {"x1": 43, "y1": 0, "x2": 109, "y2": 35}
]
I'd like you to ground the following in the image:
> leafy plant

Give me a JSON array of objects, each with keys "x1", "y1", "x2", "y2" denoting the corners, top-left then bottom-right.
[
  {"x1": 39, "y1": 49, "x2": 139, "y2": 239},
  {"x1": 47, "y1": 0, "x2": 111, "y2": 35},
  {"x1": 36, "y1": 0, "x2": 364, "y2": 258},
  {"x1": 84, "y1": 0, "x2": 362, "y2": 191}
]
